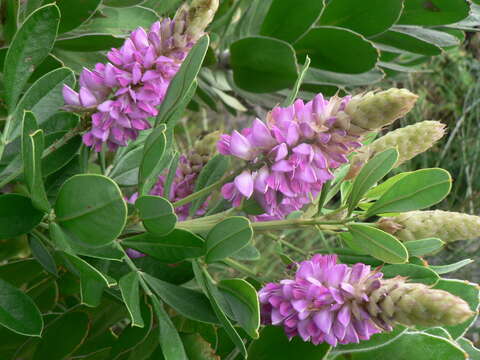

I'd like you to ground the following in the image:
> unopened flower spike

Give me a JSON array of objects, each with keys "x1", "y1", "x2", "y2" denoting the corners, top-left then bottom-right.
[
  {"x1": 259, "y1": 254, "x2": 474, "y2": 346},
  {"x1": 218, "y1": 89, "x2": 418, "y2": 220},
  {"x1": 348, "y1": 120, "x2": 445, "y2": 179},
  {"x1": 379, "y1": 210, "x2": 480, "y2": 243},
  {"x1": 62, "y1": 0, "x2": 218, "y2": 152}
]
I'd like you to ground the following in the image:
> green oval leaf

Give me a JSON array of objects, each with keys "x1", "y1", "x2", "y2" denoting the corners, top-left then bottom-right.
[
  {"x1": 0, "y1": 278, "x2": 43, "y2": 336},
  {"x1": 248, "y1": 326, "x2": 331, "y2": 359},
  {"x1": 205, "y1": 216, "x2": 253, "y2": 263},
  {"x1": 22, "y1": 112, "x2": 50, "y2": 212},
  {"x1": 135, "y1": 195, "x2": 177, "y2": 236},
  {"x1": 139, "y1": 125, "x2": 167, "y2": 195},
  {"x1": 381, "y1": 264, "x2": 439, "y2": 285},
  {"x1": 429, "y1": 259, "x2": 474, "y2": 275},
  {"x1": 122, "y1": 229, "x2": 204, "y2": 262},
  {"x1": 155, "y1": 35, "x2": 210, "y2": 125},
  {"x1": 319, "y1": 0, "x2": 403, "y2": 37},
  {"x1": 54, "y1": 34, "x2": 124, "y2": 52},
  {"x1": 0, "y1": 194, "x2": 44, "y2": 238},
  {"x1": 3, "y1": 4, "x2": 60, "y2": 112},
  {"x1": 119, "y1": 272, "x2": 144, "y2": 328},
  {"x1": 260, "y1": 0, "x2": 324, "y2": 43},
  {"x1": 144, "y1": 273, "x2": 219, "y2": 324},
  {"x1": 230, "y1": 36, "x2": 298, "y2": 93},
  {"x1": 398, "y1": 0, "x2": 470, "y2": 26},
  {"x1": 294, "y1": 26, "x2": 378, "y2": 74},
  {"x1": 365, "y1": 168, "x2": 452, "y2": 216},
  {"x1": 348, "y1": 148, "x2": 398, "y2": 215},
  {"x1": 109, "y1": 146, "x2": 143, "y2": 186},
  {"x1": 55, "y1": 174, "x2": 127, "y2": 247},
  {"x1": 374, "y1": 30, "x2": 442, "y2": 56},
  {"x1": 29, "y1": 234, "x2": 58, "y2": 276},
  {"x1": 348, "y1": 223, "x2": 408, "y2": 264},
  {"x1": 404, "y1": 238, "x2": 444, "y2": 256},
  {"x1": 219, "y1": 278, "x2": 260, "y2": 339},
  {"x1": 33, "y1": 311, "x2": 90, "y2": 360},
  {"x1": 55, "y1": 0, "x2": 101, "y2": 33},
  {"x1": 350, "y1": 332, "x2": 466, "y2": 360}
]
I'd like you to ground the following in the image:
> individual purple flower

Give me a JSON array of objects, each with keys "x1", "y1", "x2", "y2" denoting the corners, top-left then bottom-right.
[
  {"x1": 258, "y1": 254, "x2": 383, "y2": 346},
  {"x1": 218, "y1": 95, "x2": 362, "y2": 219}
]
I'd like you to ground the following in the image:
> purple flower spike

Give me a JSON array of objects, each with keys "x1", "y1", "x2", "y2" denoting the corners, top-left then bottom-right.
[
  {"x1": 259, "y1": 254, "x2": 383, "y2": 346},
  {"x1": 62, "y1": 19, "x2": 195, "y2": 151},
  {"x1": 218, "y1": 94, "x2": 361, "y2": 219}
]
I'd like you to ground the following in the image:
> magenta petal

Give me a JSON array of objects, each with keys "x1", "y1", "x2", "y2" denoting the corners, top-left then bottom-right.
[
  {"x1": 234, "y1": 171, "x2": 254, "y2": 198},
  {"x1": 79, "y1": 87, "x2": 98, "y2": 107},
  {"x1": 313, "y1": 309, "x2": 333, "y2": 334},
  {"x1": 252, "y1": 118, "x2": 276, "y2": 149},
  {"x1": 230, "y1": 130, "x2": 255, "y2": 160},
  {"x1": 62, "y1": 85, "x2": 80, "y2": 106}
]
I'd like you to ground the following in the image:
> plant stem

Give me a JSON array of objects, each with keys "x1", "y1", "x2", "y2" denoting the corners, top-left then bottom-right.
[
  {"x1": 114, "y1": 241, "x2": 153, "y2": 296},
  {"x1": 251, "y1": 217, "x2": 348, "y2": 231},
  {"x1": 172, "y1": 171, "x2": 238, "y2": 208},
  {"x1": 222, "y1": 258, "x2": 259, "y2": 279},
  {"x1": 0, "y1": 124, "x2": 83, "y2": 188}
]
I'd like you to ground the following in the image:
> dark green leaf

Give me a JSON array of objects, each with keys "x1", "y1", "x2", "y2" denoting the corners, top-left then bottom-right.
[
  {"x1": 398, "y1": 0, "x2": 470, "y2": 26},
  {"x1": 3, "y1": 4, "x2": 60, "y2": 112},
  {"x1": 133, "y1": 257, "x2": 194, "y2": 285},
  {"x1": 75, "y1": 5, "x2": 157, "y2": 35},
  {"x1": 365, "y1": 168, "x2": 452, "y2": 216},
  {"x1": 135, "y1": 195, "x2": 177, "y2": 236},
  {"x1": 61, "y1": 251, "x2": 111, "y2": 307},
  {"x1": 155, "y1": 35, "x2": 210, "y2": 125},
  {"x1": 260, "y1": 0, "x2": 324, "y2": 43},
  {"x1": 248, "y1": 326, "x2": 330, "y2": 359},
  {"x1": 55, "y1": 0, "x2": 101, "y2": 33},
  {"x1": 103, "y1": 0, "x2": 146, "y2": 7},
  {"x1": 432, "y1": 279, "x2": 479, "y2": 339},
  {"x1": 193, "y1": 263, "x2": 247, "y2": 358},
  {"x1": 29, "y1": 234, "x2": 58, "y2": 276},
  {"x1": 0, "y1": 194, "x2": 44, "y2": 238},
  {"x1": 348, "y1": 224, "x2": 408, "y2": 264},
  {"x1": 295, "y1": 26, "x2": 378, "y2": 74},
  {"x1": 219, "y1": 278, "x2": 260, "y2": 339},
  {"x1": 163, "y1": 151, "x2": 180, "y2": 199},
  {"x1": 374, "y1": 30, "x2": 442, "y2": 56},
  {"x1": 190, "y1": 154, "x2": 230, "y2": 216},
  {"x1": 381, "y1": 264, "x2": 439, "y2": 285},
  {"x1": 119, "y1": 272, "x2": 144, "y2": 328},
  {"x1": 430, "y1": 259, "x2": 474, "y2": 275},
  {"x1": 55, "y1": 174, "x2": 127, "y2": 247},
  {"x1": 54, "y1": 34, "x2": 124, "y2": 52},
  {"x1": 0, "y1": 278, "x2": 43, "y2": 336},
  {"x1": 151, "y1": 296, "x2": 188, "y2": 360},
  {"x1": 139, "y1": 125, "x2": 167, "y2": 195},
  {"x1": 110, "y1": 146, "x2": 143, "y2": 186},
  {"x1": 319, "y1": 0, "x2": 403, "y2": 37},
  {"x1": 350, "y1": 332, "x2": 466, "y2": 360},
  {"x1": 304, "y1": 67, "x2": 385, "y2": 87},
  {"x1": 458, "y1": 338, "x2": 480, "y2": 359},
  {"x1": 33, "y1": 311, "x2": 89, "y2": 360},
  {"x1": 232, "y1": 244, "x2": 261, "y2": 261},
  {"x1": 205, "y1": 216, "x2": 253, "y2": 263},
  {"x1": 230, "y1": 36, "x2": 298, "y2": 93},
  {"x1": 42, "y1": 133, "x2": 82, "y2": 176},
  {"x1": 22, "y1": 112, "x2": 50, "y2": 212},
  {"x1": 404, "y1": 238, "x2": 444, "y2": 256},
  {"x1": 365, "y1": 172, "x2": 411, "y2": 200},
  {"x1": 393, "y1": 26, "x2": 460, "y2": 48},
  {"x1": 144, "y1": 273, "x2": 218, "y2": 324},
  {"x1": 181, "y1": 333, "x2": 219, "y2": 360},
  {"x1": 10, "y1": 67, "x2": 75, "y2": 141},
  {"x1": 347, "y1": 148, "x2": 398, "y2": 215},
  {"x1": 122, "y1": 229, "x2": 204, "y2": 262}
]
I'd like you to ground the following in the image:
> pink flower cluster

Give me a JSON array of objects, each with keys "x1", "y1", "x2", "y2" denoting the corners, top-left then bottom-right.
[
  {"x1": 218, "y1": 95, "x2": 361, "y2": 219},
  {"x1": 259, "y1": 254, "x2": 383, "y2": 346},
  {"x1": 63, "y1": 19, "x2": 192, "y2": 151}
]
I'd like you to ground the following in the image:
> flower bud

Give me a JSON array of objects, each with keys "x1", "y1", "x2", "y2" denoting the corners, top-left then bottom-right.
[
  {"x1": 343, "y1": 89, "x2": 418, "y2": 135},
  {"x1": 369, "y1": 278, "x2": 475, "y2": 328},
  {"x1": 194, "y1": 131, "x2": 220, "y2": 156},
  {"x1": 381, "y1": 210, "x2": 480, "y2": 242},
  {"x1": 177, "y1": 0, "x2": 219, "y2": 41},
  {"x1": 349, "y1": 121, "x2": 445, "y2": 178}
]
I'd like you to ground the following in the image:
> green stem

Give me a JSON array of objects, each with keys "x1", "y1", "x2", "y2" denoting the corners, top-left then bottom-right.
[
  {"x1": 0, "y1": 124, "x2": 83, "y2": 188},
  {"x1": 172, "y1": 171, "x2": 238, "y2": 208},
  {"x1": 114, "y1": 241, "x2": 153, "y2": 296},
  {"x1": 222, "y1": 258, "x2": 259, "y2": 279},
  {"x1": 175, "y1": 209, "x2": 234, "y2": 233},
  {"x1": 251, "y1": 217, "x2": 348, "y2": 231},
  {"x1": 279, "y1": 238, "x2": 309, "y2": 255},
  {"x1": 316, "y1": 180, "x2": 332, "y2": 215}
]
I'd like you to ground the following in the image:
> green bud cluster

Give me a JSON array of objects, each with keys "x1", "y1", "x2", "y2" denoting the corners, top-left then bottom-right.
[
  {"x1": 369, "y1": 277, "x2": 475, "y2": 328},
  {"x1": 380, "y1": 210, "x2": 480, "y2": 242}
]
